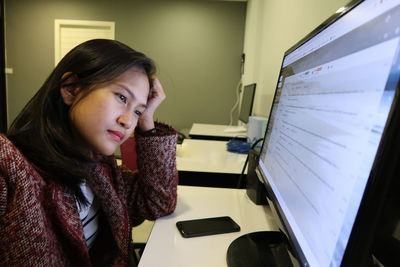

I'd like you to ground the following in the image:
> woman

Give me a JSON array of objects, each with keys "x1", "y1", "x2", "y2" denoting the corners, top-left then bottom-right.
[{"x1": 0, "y1": 39, "x2": 178, "y2": 266}]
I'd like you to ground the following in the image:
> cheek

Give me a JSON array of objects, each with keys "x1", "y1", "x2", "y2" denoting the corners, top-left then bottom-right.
[
  {"x1": 72, "y1": 97, "x2": 109, "y2": 123},
  {"x1": 69, "y1": 107, "x2": 90, "y2": 139},
  {"x1": 69, "y1": 99, "x2": 106, "y2": 137}
]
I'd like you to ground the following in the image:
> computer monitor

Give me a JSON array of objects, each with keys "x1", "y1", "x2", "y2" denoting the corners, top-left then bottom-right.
[
  {"x1": 227, "y1": 0, "x2": 400, "y2": 266},
  {"x1": 238, "y1": 83, "x2": 256, "y2": 124}
]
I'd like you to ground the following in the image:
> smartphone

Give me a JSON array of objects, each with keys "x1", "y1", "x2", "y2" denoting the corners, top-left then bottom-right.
[{"x1": 176, "y1": 216, "x2": 240, "y2": 238}]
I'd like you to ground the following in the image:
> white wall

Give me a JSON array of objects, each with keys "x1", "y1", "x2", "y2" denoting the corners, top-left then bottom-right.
[{"x1": 242, "y1": 0, "x2": 350, "y2": 117}]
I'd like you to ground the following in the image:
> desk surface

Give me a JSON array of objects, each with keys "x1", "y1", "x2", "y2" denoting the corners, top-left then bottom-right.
[
  {"x1": 189, "y1": 123, "x2": 248, "y2": 139},
  {"x1": 176, "y1": 139, "x2": 247, "y2": 174},
  {"x1": 138, "y1": 185, "x2": 277, "y2": 267}
]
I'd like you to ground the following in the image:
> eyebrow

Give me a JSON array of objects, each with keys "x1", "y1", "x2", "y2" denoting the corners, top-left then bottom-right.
[{"x1": 117, "y1": 84, "x2": 147, "y2": 109}]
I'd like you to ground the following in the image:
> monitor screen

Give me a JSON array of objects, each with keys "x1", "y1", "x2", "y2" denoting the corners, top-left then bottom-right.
[
  {"x1": 238, "y1": 83, "x2": 256, "y2": 123},
  {"x1": 257, "y1": 0, "x2": 400, "y2": 266}
]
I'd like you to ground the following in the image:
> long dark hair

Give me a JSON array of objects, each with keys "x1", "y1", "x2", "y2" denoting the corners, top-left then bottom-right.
[{"x1": 7, "y1": 39, "x2": 156, "y2": 203}]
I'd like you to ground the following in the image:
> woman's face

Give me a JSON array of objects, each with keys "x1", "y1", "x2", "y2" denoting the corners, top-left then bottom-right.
[{"x1": 67, "y1": 67, "x2": 150, "y2": 156}]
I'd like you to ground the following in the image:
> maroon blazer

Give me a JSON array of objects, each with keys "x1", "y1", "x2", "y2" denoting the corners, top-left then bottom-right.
[{"x1": 0, "y1": 123, "x2": 178, "y2": 266}]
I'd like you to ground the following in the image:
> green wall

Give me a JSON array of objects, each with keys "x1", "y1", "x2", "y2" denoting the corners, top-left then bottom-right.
[{"x1": 5, "y1": 0, "x2": 246, "y2": 131}]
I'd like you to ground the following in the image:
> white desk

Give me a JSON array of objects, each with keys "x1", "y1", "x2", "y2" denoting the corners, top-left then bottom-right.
[
  {"x1": 138, "y1": 185, "x2": 277, "y2": 267},
  {"x1": 176, "y1": 139, "x2": 247, "y2": 174},
  {"x1": 189, "y1": 123, "x2": 248, "y2": 141},
  {"x1": 119, "y1": 139, "x2": 247, "y2": 174},
  {"x1": 119, "y1": 139, "x2": 247, "y2": 188}
]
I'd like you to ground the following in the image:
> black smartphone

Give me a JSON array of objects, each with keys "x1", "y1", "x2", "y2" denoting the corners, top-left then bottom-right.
[{"x1": 176, "y1": 216, "x2": 240, "y2": 238}]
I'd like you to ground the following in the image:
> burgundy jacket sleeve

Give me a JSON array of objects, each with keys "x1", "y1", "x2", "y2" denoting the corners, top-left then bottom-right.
[
  {"x1": 0, "y1": 175, "x2": 6, "y2": 218},
  {"x1": 120, "y1": 122, "x2": 178, "y2": 221}
]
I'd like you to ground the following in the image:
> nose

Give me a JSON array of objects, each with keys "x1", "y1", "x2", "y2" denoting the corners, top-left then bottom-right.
[{"x1": 117, "y1": 111, "x2": 137, "y2": 130}]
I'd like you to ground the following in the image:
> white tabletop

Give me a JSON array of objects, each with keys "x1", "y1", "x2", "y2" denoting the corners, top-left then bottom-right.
[
  {"x1": 176, "y1": 139, "x2": 247, "y2": 174},
  {"x1": 189, "y1": 123, "x2": 248, "y2": 139},
  {"x1": 138, "y1": 185, "x2": 277, "y2": 267}
]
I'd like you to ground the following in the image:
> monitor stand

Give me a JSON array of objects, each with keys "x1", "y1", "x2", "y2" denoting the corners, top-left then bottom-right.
[{"x1": 226, "y1": 231, "x2": 294, "y2": 267}]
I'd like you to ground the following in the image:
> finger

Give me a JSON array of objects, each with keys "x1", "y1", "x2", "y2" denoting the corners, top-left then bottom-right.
[
  {"x1": 150, "y1": 78, "x2": 166, "y2": 100},
  {"x1": 152, "y1": 79, "x2": 163, "y2": 93}
]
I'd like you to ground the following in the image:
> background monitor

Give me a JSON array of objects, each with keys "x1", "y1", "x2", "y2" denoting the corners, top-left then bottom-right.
[
  {"x1": 238, "y1": 83, "x2": 256, "y2": 124},
  {"x1": 229, "y1": 0, "x2": 400, "y2": 266}
]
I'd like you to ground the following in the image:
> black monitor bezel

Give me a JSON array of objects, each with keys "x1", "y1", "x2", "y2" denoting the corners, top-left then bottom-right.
[
  {"x1": 238, "y1": 83, "x2": 256, "y2": 124},
  {"x1": 256, "y1": 0, "x2": 400, "y2": 265}
]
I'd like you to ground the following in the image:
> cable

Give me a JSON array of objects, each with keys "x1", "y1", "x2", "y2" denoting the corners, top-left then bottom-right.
[
  {"x1": 229, "y1": 53, "x2": 246, "y2": 126},
  {"x1": 236, "y1": 138, "x2": 264, "y2": 188},
  {"x1": 226, "y1": 138, "x2": 251, "y2": 154},
  {"x1": 229, "y1": 80, "x2": 242, "y2": 126}
]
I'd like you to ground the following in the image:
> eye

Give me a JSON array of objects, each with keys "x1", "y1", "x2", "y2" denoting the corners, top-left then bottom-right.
[
  {"x1": 134, "y1": 110, "x2": 142, "y2": 117},
  {"x1": 116, "y1": 93, "x2": 127, "y2": 103}
]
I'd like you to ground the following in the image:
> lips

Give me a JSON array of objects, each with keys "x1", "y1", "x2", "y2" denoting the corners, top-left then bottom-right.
[{"x1": 107, "y1": 130, "x2": 125, "y2": 142}]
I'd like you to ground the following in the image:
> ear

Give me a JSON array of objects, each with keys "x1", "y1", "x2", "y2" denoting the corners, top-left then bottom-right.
[{"x1": 60, "y1": 72, "x2": 80, "y2": 106}]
